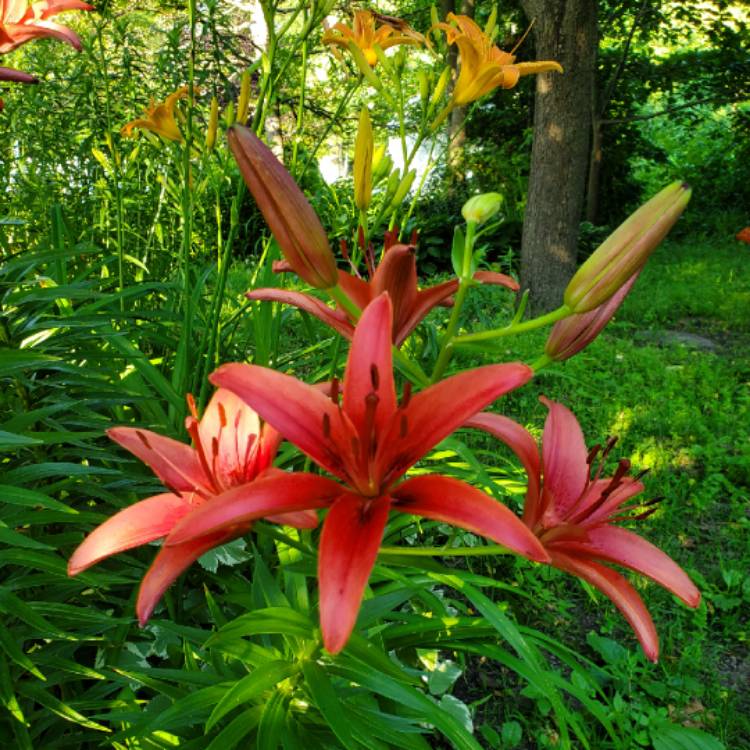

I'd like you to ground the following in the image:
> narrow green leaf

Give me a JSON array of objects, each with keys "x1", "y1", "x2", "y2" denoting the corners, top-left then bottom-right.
[{"x1": 301, "y1": 661, "x2": 357, "y2": 748}]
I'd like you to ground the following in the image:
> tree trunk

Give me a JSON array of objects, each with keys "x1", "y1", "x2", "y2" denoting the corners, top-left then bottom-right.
[
  {"x1": 442, "y1": 0, "x2": 474, "y2": 179},
  {"x1": 519, "y1": 0, "x2": 598, "y2": 314},
  {"x1": 585, "y1": 117, "x2": 603, "y2": 223}
]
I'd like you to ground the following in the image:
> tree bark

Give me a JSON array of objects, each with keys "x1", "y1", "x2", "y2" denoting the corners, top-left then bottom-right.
[{"x1": 519, "y1": 0, "x2": 598, "y2": 314}]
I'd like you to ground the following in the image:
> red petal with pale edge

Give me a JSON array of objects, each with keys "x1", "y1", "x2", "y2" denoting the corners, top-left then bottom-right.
[
  {"x1": 343, "y1": 294, "x2": 397, "y2": 437},
  {"x1": 574, "y1": 526, "x2": 700, "y2": 607},
  {"x1": 550, "y1": 550, "x2": 659, "y2": 662},
  {"x1": 165, "y1": 472, "x2": 340, "y2": 545},
  {"x1": 392, "y1": 475, "x2": 548, "y2": 562},
  {"x1": 319, "y1": 493, "x2": 391, "y2": 654},
  {"x1": 464, "y1": 412, "x2": 542, "y2": 527},
  {"x1": 247, "y1": 288, "x2": 354, "y2": 340},
  {"x1": 68, "y1": 493, "x2": 189, "y2": 576},
  {"x1": 137, "y1": 529, "x2": 237, "y2": 625},
  {"x1": 380, "y1": 363, "x2": 533, "y2": 487},
  {"x1": 539, "y1": 398, "x2": 589, "y2": 519},
  {"x1": 108, "y1": 427, "x2": 211, "y2": 493},
  {"x1": 210, "y1": 363, "x2": 357, "y2": 482}
]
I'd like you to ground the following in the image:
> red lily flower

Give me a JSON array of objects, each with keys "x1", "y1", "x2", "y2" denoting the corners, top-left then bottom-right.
[
  {"x1": 166, "y1": 294, "x2": 547, "y2": 653},
  {"x1": 68, "y1": 389, "x2": 325, "y2": 625},
  {"x1": 467, "y1": 399, "x2": 700, "y2": 662},
  {"x1": 0, "y1": 0, "x2": 93, "y2": 54},
  {"x1": 248, "y1": 241, "x2": 518, "y2": 346}
]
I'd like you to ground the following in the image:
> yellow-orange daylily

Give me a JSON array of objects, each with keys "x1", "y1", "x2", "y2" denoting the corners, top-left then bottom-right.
[
  {"x1": 322, "y1": 9, "x2": 423, "y2": 67},
  {"x1": 121, "y1": 86, "x2": 189, "y2": 142},
  {"x1": 434, "y1": 13, "x2": 562, "y2": 106}
]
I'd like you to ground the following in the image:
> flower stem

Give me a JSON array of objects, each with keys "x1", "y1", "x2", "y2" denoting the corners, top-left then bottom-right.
[{"x1": 453, "y1": 305, "x2": 571, "y2": 346}]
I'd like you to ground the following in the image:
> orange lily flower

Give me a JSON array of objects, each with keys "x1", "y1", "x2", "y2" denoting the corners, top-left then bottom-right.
[
  {"x1": 121, "y1": 85, "x2": 190, "y2": 142},
  {"x1": 322, "y1": 9, "x2": 424, "y2": 67},
  {"x1": 68, "y1": 389, "x2": 321, "y2": 625},
  {"x1": 468, "y1": 399, "x2": 701, "y2": 661},
  {"x1": 0, "y1": 0, "x2": 92, "y2": 54},
  {"x1": 434, "y1": 13, "x2": 562, "y2": 105}
]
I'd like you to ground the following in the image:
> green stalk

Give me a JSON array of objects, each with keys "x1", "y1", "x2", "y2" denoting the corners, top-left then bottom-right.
[
  {"x1": 430, "y1": 220, "x2": 476, "y2": 382},
  {"x1": 453, "y1": 306, "x2": 570, "y2": 346},
  {"x1": 94, "y1": 20, "x2": 125, "y2": 311}
]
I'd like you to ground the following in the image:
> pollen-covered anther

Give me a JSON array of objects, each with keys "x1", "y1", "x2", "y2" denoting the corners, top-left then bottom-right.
[
  {"x1": 370, "y1": 364, "x2": 380, "y2": 391},
  {"x1": 218, "y1": 402, "x2": 227, "y2": 427},
  {"x1": 322, "y1": 413, "x2": 331, "y2": 438},
  {"x1": 331, "y1": 377, "x2": 340, "y2": 404}
]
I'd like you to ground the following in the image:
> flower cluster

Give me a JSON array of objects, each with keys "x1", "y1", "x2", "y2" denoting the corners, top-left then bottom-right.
[{"x1": 69, "y1": 8, "x2": 699, "y2": 665}]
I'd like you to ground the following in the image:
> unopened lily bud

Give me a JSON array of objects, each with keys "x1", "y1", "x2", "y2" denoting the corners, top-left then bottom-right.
[
  {"x1": 390, "y1": 169, "x2": 416, "y2": 207},
  {"x1": 417, "y1": 70, "x2": 430, "y2": 103},
  {"x1": 228, "y1": 125, "x2": 338, "y2": 289},
  {"x1": 462, "y1": 192, "x2": 503, "y2": 225},
  {"x1": 546, "y1": 272, "x2": 639, "y2": 361},
  {"x1": 236, "y1": 70, "x2": 251, "y2": 124},
  {"x1": 384, "y1": 170, "x2": 401, "y2": 201},
  {"x1": 430, "y1": 67, "x2": 451, "y2": 107},
  {"x1": 223, "y1": 101, "x2": 235, "y2": 127},
  {"x1": 205, "y1": 96, "x2": 219, "y2": 151},
  {"x1": 484, "y1": 7, "x2": 497, "y2": 36},
  {"x1": 354, "y1": 107, "x2": 373, "y2": 211},
  {"x1": 565, "y1": 181, "x2": 690, "y2": 313},
  {"x1": 372, "y1": 144, "x2": 391, "y2": 181}
]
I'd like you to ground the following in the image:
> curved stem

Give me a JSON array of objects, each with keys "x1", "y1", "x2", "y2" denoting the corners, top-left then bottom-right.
[{"x1": 453, "y1": 306, "x2": 571, "y2": 346}]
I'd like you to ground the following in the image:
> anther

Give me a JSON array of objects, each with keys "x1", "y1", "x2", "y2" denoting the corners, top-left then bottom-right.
[
  {"x1": 399, "y1": 381, "x2": 412, "y2": 409},
  {"x1": 186, "y1": 393, "x2": 199, "y2": 419},
  {"x1": 331, "y1": 377, "x2": 340, "y2": 404},
  {"x1": 586, "y1": 444, "x2": 601, "y2": 465},
  {"x1": 211, "y1": 436, "x2": 219, "y2": 458},
  {"x1": 136, "y1": 430, "x2": 152, "y2": 449},
  {"x1": 370, "y1": 365, "x2": 380, "y2": 391},
  {"x1": 400, "y1": 414, "x2": 408, "y2": 438},
  {"x1": 322, "y1": 413, "x2": 331, "y2": 438},
  {"x1": 218, "y1": 402, "x2": 227, "y2": 428}
]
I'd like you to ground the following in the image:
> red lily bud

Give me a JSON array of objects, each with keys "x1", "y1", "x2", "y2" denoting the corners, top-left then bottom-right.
[
  {"x1": 228, "y1": 125, "x2": 338, "y2": 289},
  {"x1": 546, "y1": 271, "x2": 639, "y2": 361},
  {"x1": 564, "y1": 181, "x2": 690, "y2": 313}
]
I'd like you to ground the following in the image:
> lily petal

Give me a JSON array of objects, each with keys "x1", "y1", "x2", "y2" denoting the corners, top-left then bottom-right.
[
  {"x1": 68, "y1": 493, "x2": 189, "y2": 575},
  {"x1": 539, "y1": 398, "x2": 589, "y2": 519},
  {"x1": 464, "y1": 412, "x2": 542, "y2": 527},
  {"x1": 266, "y1": 509, "x2": 319, "y2": 529},
  {"x1": 380, "y1": 363, "x2": 533, "y2": 486},
  {"x1": 136, "y1": 529, "x2": 237, "y2": 625},
  {"x1": 551, "y1": 551, "x2": 659, "y2": 662},
  {"x1": 246, "y1": 288, "x2": 355, "y2": 340},
  {"x1": 108, "y1": 426, "x2": 212, "y2": 494},
  {"x1": 397, "y1": 279, "x2": 459, "y2": 346},
  {"x1": 210, "y1": 363, "x2": 357, "y2": 482},
  {"x1": 550, "y1": 550, "x2": 659, "y2": 662},
  {"x1": 343, "y1": 293, "x2": 397, "y2": 437},
  {"x1": 165, "y1": 472, "x2": 340, "y2": 545},
  {"x1": 392, "y1": 474, "x2": 548, "y2": 562},
  {"x1": 578, "y1": 526, "x2": 700, "y2": 607},
  {"x1": 318, "y1": 493, "x2": 391, "y2": 653},
  {"x1": 473, "y1": 270, "x2": 519, "y2": 291}
]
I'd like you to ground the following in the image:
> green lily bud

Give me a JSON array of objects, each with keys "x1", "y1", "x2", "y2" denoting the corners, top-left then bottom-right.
[
  {"x1": 430, "y1": 67, "x2": 451, "y2": 107},
  {"x1": 462, "y1": 192, "x2": 503, "y2": 225},
  {"x1": 565, "y1": 181, "x2": 690, "y2": 313},
  {"x1": 236, "y1": 70, "x2": 251, "y2": 125},
  {"x1": 354, "y1": 107, "x2": 373, "y2": 211},
  {"x1": 228, "y1": 125, "x2": 338, "y2": 289},
  {"x1": 390, "y1": 169, "x2": 416, "y2": 207},
  {"x1": 372, "y1": 144, "x2": 392, "y2": 182},
  {"x1": 417, "y1": 70, "x2": 430, "y2": 103},
  {"x1": 205, "y1": 96, "x2": 219, "y2": 151}
]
